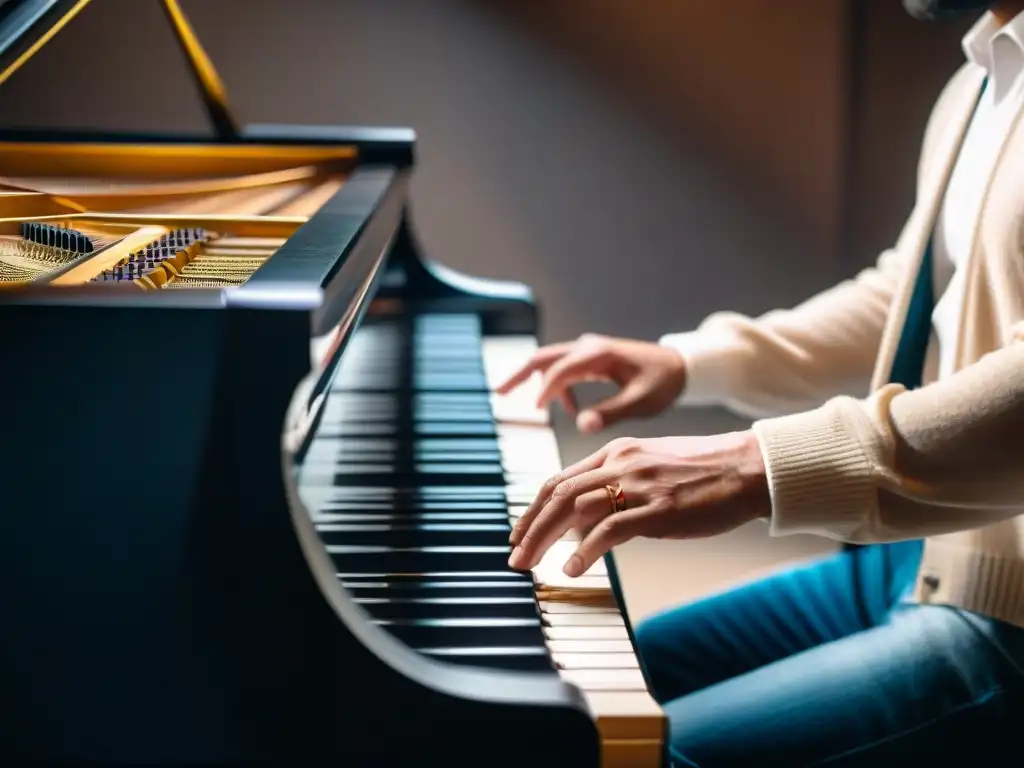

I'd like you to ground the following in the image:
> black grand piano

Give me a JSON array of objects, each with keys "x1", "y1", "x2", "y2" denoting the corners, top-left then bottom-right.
[{"x1": 0, "y1": 2, "x2": 666, "y2": 765}]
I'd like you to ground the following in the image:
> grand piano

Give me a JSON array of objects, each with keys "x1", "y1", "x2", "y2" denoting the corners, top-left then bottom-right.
[{"x1": 0, "y1": 1, "x2": 666, "y2": 764}]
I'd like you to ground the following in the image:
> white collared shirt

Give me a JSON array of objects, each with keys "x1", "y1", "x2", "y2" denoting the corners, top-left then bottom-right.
[{"x1": 926, "y1": 10, "x2": 1024, "y2": 382}]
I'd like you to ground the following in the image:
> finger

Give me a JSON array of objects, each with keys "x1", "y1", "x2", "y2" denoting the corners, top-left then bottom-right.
[
  {"x1": 575, "y1": 380, "x2": 649, "y2": 433},
  {"x1": 510, "y1": 466, "x2": 621, "y2": 570},
  {"x1": 509, "y1": 446, "x2": 610, "y2": 546},
  {"x1": 574, "y1": 488, "x2": 612, "y2": 530},
  {"x1": 495, "y1": 343, "x2": 571, "y2": 394},
  {"x1": 558, "y1": 389, "x2": 579, "y2": 416},
  {"x1": 535, "y1": 347, "x2": 610, "y2": 409},
  {"x1": 563, "y1": 505, "x2": 651, "y2": 577},
  {"x1": 524, "y1": 487, "x2": 611, "y2": 564}
]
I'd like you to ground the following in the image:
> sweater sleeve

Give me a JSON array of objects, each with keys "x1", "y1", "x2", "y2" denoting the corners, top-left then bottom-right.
[
  {"x1": 660, "y1": 65, "x2": 973, "y2": 420},
  {"x1": 752, "y1": 333, "x2": 1024, "y2": 542},
  {"x1": 659, "y1": 236, "x2": 910, "y2": 419}
]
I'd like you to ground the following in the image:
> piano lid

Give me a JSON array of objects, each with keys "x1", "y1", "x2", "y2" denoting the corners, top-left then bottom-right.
[
  {"x1": 0, "y1": 0, "x2": 88, "y2": 87},
  {"x1": 0, "y1": 0, "x2": 240, "y2": 139}
]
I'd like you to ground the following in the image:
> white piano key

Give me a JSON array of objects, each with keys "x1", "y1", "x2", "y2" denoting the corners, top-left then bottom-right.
[
  {"x1": 560, "y1": 668, "x2": 649, "y2": 692},
  {"x1": 544, "y1": 625, "x2": 630, "y2": 641},
  {"x1": 582, "y1": 691, "x2": 665, "y2": 741},
  {"x1": 540, "y1": 601, "x2": 620, "y2": 615},
  {"x1": 532, "y1": 540, "x2": 607, "y2": 586},
  {"x1": 536, "y1": 574, "x2": 611, "y2": 592},
  {"x1": 543, "y1": 612, "x2": 625, "y2": 627},
  {"x1": 547, "y1": 639, "x2": 634, "y2": 654},
  {"x1": 484, "y1": 332, "x2": 665, "y2": 757},
  {"x1": 553, "y1": 653, "x2": 641, "y2": 670},
  {"x1": 482, "y1": 336, "x2": 549, "y2": 426}
]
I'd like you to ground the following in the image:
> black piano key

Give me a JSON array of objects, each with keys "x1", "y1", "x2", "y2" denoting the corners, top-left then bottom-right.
[
  {"x1": 355, "y1": 596, "x2": 538, "y2": 620},
  {"x1": 338, "y1": 571, "x2": 532, "y2": 585},
  {"x1": 344, "y1": 579, "x2": 535, "y2": 599},
  {"x1": 421, "y1": 647, "x2": 554, "y2": 672},
  {"x1": 303, "y1": 471, "x2": 504, "y2": 488},
  {"x1": 329, "y1": 423, "x2": 498, "y2": 438},
  {"x1": 302, "y1": 452, "x2": 505, "y2": 468},
  {"x1": 309, "y1": 486, "x2": 510, "y2": 501},
  {"x1": 313, "y1": 511, "x2": 510, "y2": 524},
  {"x1": 327, "y1": 545, "x2": 513, "y2": 574},
  {"x1": 320, "y1": 497, "x2": 510, "y2": 508},
  {"x1": 317, "y1": 523, "x2": 513, "y2": 548},
  {"x1": 310, "y1": 502, "x2": 510, "y2": 517},
  {"x1": 314, "y1": 461, "x2": 504, "y2": 475},
  {"x1": 376, "y1": 618, "x2": 546, "y2": 648},
  {"x1": 319, "y1": 413, "x2": 495, "y2": 426},
  {"x1": 309, "y1": 437, "x2": 500, "y2": 453},
  {"x1": 299, "y1": 314, "x2": 560, "y2": 674}
]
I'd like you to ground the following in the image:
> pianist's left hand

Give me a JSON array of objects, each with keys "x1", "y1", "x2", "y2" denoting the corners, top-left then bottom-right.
[{"x1": 507, "y1": 432, "x2": 771, "y2": 577}]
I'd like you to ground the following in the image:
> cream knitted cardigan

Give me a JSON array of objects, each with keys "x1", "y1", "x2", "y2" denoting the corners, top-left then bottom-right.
[{"x1": 661, "y1": 62, "x2": 1024, "y2": 628}]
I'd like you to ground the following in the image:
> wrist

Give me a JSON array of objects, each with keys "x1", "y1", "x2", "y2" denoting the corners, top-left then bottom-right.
[
  {"x1": 734, "y1": 430, "x2": 772, "y2": 521},
  {"x1": 663, "y1": 345, "x2": 688, "y2": 400},
  {"x1": 658, "y1": 329, "x2": 748, "y2": 408}
]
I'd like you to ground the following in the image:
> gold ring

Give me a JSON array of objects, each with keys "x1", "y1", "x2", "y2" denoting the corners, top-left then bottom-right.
[{"x1": 605, "y1": 484, "x2": 627, "y2": 514}]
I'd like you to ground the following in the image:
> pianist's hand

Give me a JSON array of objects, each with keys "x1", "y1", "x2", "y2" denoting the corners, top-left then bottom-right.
[
  {"x1": 507, "y1": 432, "x2": 770, "y2": 576},
  {"x1": 496, "y1": 335, "x2": 687, "y2": 433}
]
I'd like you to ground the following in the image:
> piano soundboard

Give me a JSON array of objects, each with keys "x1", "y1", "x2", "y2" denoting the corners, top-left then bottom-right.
[{"x1": 0, "y1": 1, "x2": 666, "y2": 765}]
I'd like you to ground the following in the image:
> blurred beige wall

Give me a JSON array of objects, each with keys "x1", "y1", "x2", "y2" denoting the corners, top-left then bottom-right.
[
  {"x1": 491, "y1": 0, "x2": 850, "y2": 262},
  {"x1": 489, "y1": 0, "x2": 974, "y2": 265}
]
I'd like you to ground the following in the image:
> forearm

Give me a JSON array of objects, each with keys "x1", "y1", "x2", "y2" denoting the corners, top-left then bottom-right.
[
  {"x1": 752, "y1": 337, "x2": 1024, "y2": 543},
  {"x1": 661, "y1": 244, "x2": 907, "y2": 419}
]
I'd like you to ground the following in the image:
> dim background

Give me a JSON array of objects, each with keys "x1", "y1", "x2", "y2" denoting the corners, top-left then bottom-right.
[{"x1": 0, "y1": 0, "x2": 977, "y2": 618}]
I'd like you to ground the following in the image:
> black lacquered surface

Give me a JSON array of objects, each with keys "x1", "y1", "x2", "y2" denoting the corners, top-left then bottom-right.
[{"x1": 299, "y1": 313, "x2": 553, "y2": 673}]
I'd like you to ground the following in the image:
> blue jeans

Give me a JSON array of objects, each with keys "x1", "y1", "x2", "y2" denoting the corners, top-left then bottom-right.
[{"x1": 634, "y1": 541, "x2": 1024, "y2": 766}]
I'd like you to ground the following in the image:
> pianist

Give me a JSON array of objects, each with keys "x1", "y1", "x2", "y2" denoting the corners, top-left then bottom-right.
[{"x1": 500, "y1": 0, "x2": 1024, "y2": 763}]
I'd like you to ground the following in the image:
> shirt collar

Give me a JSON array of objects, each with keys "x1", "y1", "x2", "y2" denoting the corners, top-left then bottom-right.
[{"x1": 963, "y1": 10, "x2": 1024, "y2": 102}]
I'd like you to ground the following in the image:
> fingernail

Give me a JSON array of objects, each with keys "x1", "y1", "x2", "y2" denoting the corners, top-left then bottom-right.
[
  {"x1": 576, "y1": 410, "x2": 601, "y2": 433},
  {"x1": 508, "y1": 546, "x2": 523, "y2": 569},
  {"x1": 563, "y1": 554, "x2": 583, "y2": 578}
]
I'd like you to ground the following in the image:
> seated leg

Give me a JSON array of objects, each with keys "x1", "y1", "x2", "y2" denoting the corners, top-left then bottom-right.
[
  {"x1": 663, "y1": 604, "x2": 1024, "y2": 766},
  {"x1": 634, "y1": 540, "x2": 923, "y2": 703}
]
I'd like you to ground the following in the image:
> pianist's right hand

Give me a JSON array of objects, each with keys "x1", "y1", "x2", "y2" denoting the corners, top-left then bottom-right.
[{"x1": 496, "y1": 334, "x2": 687, "y2": 433}]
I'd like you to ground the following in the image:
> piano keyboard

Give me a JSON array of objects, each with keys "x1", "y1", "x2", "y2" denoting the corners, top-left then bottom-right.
[{"x1": 299, "y1": 314, "x2": 665, "y2": 768}]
